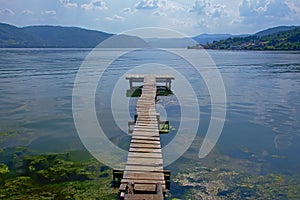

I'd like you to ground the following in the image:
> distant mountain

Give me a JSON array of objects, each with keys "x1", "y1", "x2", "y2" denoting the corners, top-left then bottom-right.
[
  {"x1": 1, "y1": 23, "x2": 299, "y2": 49},
  {"x1": 255, "y1": 26, "x2": 299, "y2": 37},
  {"x1": 23, "y1": 25, "x2": 113, "y2": 48},
  {"x1": 203, "y1": 26, "x2": 300, "y2": 50},
  {"x1": 144, "y1": 38, "x2": 197, "y2": 48},
  {"x1": 143, "y1": 33, "x2": 250, "y2": 48},
  {"x1": 100, "y1": 34, "x2": 149, "y2": 48},
  {"x1": 0, "y1": 23, "x2": 42, "y2": 47},
  {"x1": 0, "y1": 23, "x2": 148, "y2": 48},
  {"x1": 192, "y1": 33, "x2": 249, "y2": 45}
]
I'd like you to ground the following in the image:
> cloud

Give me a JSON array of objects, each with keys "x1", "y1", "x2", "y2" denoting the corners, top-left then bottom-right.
[
  {"x1": 44, "y1": 10, "x2": 56, "y2": 15},
  {"x1": 159, "y1": 0, "x2": 184, "y2": 11},
  {"x1": 121, "y1": 7, "x2": 134, "y2": 14},
  {"x1": 152, "y1": 11, "x2": 165, "y2": 16},
  {"x1": 264, "y1": 0, "x2": 291, "y2": 17},
  {"x1": 172, "y1": 18, "x2": 196, "y2": 27},
  {"x1": 210, "y1": 4, "x2": 225, "y2": 18},
  {"x1": 105, "y1": 15, "x2": 125, "y2": 21},
  {"x1": 239, "y1": 0, "x2": 291, "y2": 18},
  {"x1": 0, "y1": 8, "x2": 15, "y2": 16},
  {"x1": 21, "y1": 10, "x2": 33, "y2": 15},
  {"x1": 81, "y1": 0, "x2": 107, "y2": 11},
  {"x1": 189, "y1": 0, "x2": 208, "y2": 15},
  {"x1": 135, "y1": 0, "x2": 184, "y2": 13},
  {"x1": 189, "y1": 0, "x2": 226, "y2": 18},
  {"x1": 60, "y1": 0, "x2": 78, "y2": 8},
  {"x1": 135, "y1": 0, "x2": 159, "y2": 10}
]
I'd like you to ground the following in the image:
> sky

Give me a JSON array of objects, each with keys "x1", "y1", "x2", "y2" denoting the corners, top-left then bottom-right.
[{"x1": 0, "y1": 0, "x2": 299, "y2": 36}]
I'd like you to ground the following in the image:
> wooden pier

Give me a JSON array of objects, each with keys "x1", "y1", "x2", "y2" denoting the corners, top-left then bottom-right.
[{"x1": 117, "y1": 75, "x2": 174, "y2": 200}]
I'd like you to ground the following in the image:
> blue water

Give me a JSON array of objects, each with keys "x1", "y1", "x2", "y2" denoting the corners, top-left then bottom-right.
[{"x1": 0, "y1": 48, "x2": 299, "y2": 175}]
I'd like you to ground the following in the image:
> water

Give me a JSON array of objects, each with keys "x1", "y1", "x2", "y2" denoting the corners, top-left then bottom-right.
[{"x1": 0, "y1": 48, "x2": 300, "y2": 176}]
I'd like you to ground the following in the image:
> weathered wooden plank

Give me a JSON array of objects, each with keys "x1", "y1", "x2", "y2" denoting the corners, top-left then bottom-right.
[
  {"x1": 136, "y1": 107, "x2": 156, "y2": 110},
  {"x1": 133, "y1": 128, "x2": 159, "y2": 133},
  {"x1": 138, "y1": 99, "x2": 156, "y2": 102},
  {"x1": 134, "y1": 183, "x2": 165, "y2": 192},
  {"x1": 131, "y1": 139, "x2": 161, "y2": 145},
  {"x1": 132, "y1": 134, "x2": 159, "y2": 138},
  {"x1": 124, "y1": 165, "x2": 163, "y2": 172},
  {"x1": 132, "y1": 134, "x2": 159, "y2": 137},
  {"x1": 130, "y1": 143, "x2": 161, "y2": 149},
  {"x1": 131, "y1": 133, "x2": 159, "y2": 138},
  {"x1": 137, "y1": 114, "x2": 158, "y2": 118},
  {"x1": 135, "y1": 123, "x2": 158, "y2": 126},
  {"x1": 136, "y1": 119, "x2": 158, "y2": 123},
  {"x1": 133, "y1": 129, "x2": 159, "y2": 133},
  {"x1": 124, "y1": 194, "x2": 164, "y2": 200},
  {"x1": 126, "y1": 157, "x2": 163, "y2": 166},
  {"x1": 133, "y1": 184, "x2": 157, "y2": 192},
  {"x1": 136, "y1": 111, "x2": 156, "y2": 115},
  {"x1": 128, "y1": 152, "x2": 162, "y2": 158},
  {"x1": 136, "y1": 107, "x2": 154, "y2": 110},
  {"x1": 133, "y1": 127, "x2": 159, "y2": 131},
  {"x1": 137, "y1": 103, "x2": 155, "y2": 105},
  {"x1": 121, "y1": 179, "x2": 165, "y2": 185},
  {"x1": 129, "y1": 147, "x2": 162, "y2": 153},
  {"x1": 126, "y1": 74, "x2": 174, "y2": 80},
  {"x1": 136, "y1": 106, "x2": 155, "y2": 109},
  {"x1": 131, "y1": 135, "x2": 160, "y2": 140},
  {"x1": 123, "y1": 172, "x2": 164, "y2": 180},
  {"x1": 134, "y1": 125, "x2": 158, "y2": 128},
  {"x1": 136, "y1": 118, "x2": 158, "y2": 122},
  {"x1": 136, "y1": 114, "x2": 157, "y2": 117},
  {"x1": 137, "y1": 101, "x2": 154, "y2": 104},
  {"x1": 132, "y1": 129, "x2": 159, "y2": 134},
  {"x1": 133, "y1": 126, "x2": 159, "y2": 130}
]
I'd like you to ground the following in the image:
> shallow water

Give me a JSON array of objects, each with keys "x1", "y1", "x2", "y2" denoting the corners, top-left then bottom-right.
[{"x1": 0, "y1": 48, "x2": 299, "y2": 175}]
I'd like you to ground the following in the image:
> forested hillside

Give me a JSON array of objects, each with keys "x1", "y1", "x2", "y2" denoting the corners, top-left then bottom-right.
[{"x1": 204, "y1": 26, "x2": 300, "y2": 50}]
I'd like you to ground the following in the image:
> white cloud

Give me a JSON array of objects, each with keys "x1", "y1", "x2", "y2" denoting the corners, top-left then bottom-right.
[
  {"x1": 121, "y1": 7, "x2": 134, "y2": 14},
  {"x1": 0, "y1": 8, "x2": 15, "y2": 16},
  {"x1": 288, "y1": 0, "x2": 300, "y2": 17},
  {"x1": 44, "y1": 10, "x2": 56, "y2": 15},
  {"x1": 135, "y1": 0, "x2": 159, "y2": 10},
  {"x1": 152, "y1": 11, "x2": 165, "y2": 16},
  {"x1": 172, "y1": 18, "x2": 197, "y2": 27},
  {"x1": 135, "y1": 0, "x2": 184, "y2": 14},
  {"x1": 189, "y1": 0, "x2": 208, "y2": 15},
  {"x1": 239, "y1": 0, "x2": 291, "y2": 18},
  {"x1": 210, "y1": 4, "x2": 225, "y2": 18},
  {"x1": 81, "y1": 0, "x2": 107, "y2": 11},
  {"x1": 60, "y1": 0, "x2": 78, "y2": 8},
  {"x1": 159, "y1": 0, "x2": 184, "y2": 11},
  {"x1": 105, "y1": 15, "x2": 125, "y2": 21},
  {"x1": 264, "y1": 0, "x2": 291, "y2": 17},
  {"x1": 21, "y1": 10, "x2": 33, "y2": 15},
  {"x1": 189, "y1": 0, "x2": 226, "y2": 18}
]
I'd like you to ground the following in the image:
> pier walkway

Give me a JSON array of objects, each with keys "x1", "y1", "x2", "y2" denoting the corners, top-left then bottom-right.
[{"x1": 118, "y1": 75, "x2": 173, "y2": 200}]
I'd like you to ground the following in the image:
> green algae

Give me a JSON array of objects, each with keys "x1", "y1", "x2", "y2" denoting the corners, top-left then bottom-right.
[
  {"x1": 171, "y1": 163, "x2": 300, "y2": 199},
  {"x1": 0, "y1": 148, "x2": 118, "y2": 199}
]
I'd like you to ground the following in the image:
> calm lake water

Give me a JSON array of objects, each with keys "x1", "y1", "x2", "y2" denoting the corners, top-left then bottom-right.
[{"x1": 0, "y1": 48, "x2": 300, "y2": 177}]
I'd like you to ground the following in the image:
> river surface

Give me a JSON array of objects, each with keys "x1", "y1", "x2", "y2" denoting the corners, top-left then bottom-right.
[{"x1": 0, "y1": 48, "x2": 299, "y2": 177}]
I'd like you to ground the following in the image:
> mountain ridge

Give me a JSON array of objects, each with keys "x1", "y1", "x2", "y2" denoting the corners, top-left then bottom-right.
[
  {"x1": 203, "y1": 26, "x2": 300, "y2": 50},
  {"x1": 255, "y1": 26, "x2": 299, "y2": 37},
  {"x1": 0, "y1": 23, "x2": 299, "y2": 48},
  {"x1": 0, "y1": 23, "x2": 148, "y2": 48}
]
